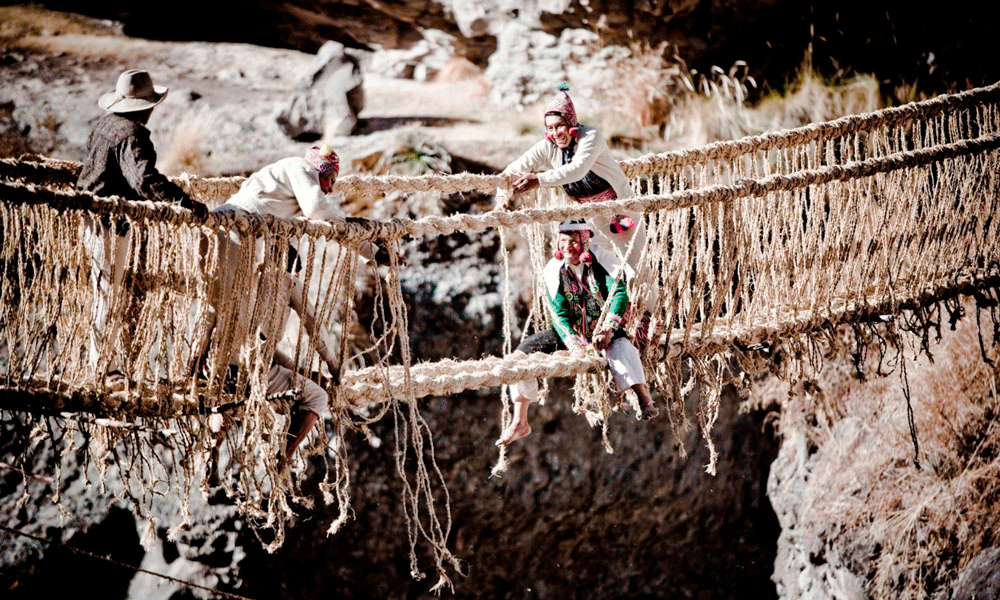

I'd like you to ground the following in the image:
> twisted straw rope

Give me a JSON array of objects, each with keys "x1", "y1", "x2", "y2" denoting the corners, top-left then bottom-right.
[
  {"x1": 3, "y1": 131, "x2": 999, "y2": 252},
  {"x1": 2, "y1": 82, "x2": 998, "y2": 411},
  {"x1": 3, "y1": 81, "x2": 998, "y2": 199},
  {"x1": 6, "y1": 266, "x2": 993, "y2": 413}
]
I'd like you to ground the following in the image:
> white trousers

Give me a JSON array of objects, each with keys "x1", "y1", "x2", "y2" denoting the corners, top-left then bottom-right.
[
  {"x1": 509, "y1": 336, "x2": 646, "y2": 402},
  {"x1": 83, "y1": 215, "x2": 131, "y2": 373}
]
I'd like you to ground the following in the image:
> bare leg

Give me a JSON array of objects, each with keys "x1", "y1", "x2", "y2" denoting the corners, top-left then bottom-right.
[
  {"x1": 633, "y1": 383, "x2": 659, "y2": 420},
  {"x1": 497, "y1": 396, "x2": 533, "y2": 446},
  {"x1": 285, "y1": 409, "x2": 320, "y2": 458}
]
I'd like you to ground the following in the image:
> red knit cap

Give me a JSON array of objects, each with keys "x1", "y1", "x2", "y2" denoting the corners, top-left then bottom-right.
[
  {"x1": 544, "y1": 82, "x2": 579, "y2": 130},
  {"x1": 305, "y1": 145, "x2": 340, "y2": 179}
]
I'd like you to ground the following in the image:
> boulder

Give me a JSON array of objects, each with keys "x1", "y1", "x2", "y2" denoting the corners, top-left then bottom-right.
[
  {"x1": 484, "y1": 22, "x2": 573, "y2": 107},
  {"x1": 952, "y1": 548, "x2": 1000, "y2": 600},
  {"x1": 276, "y1": 41, "x2": 364, "y2": 141},
  {"x1": 368, "y1": 30, "x2": 458, "y2": 82}
]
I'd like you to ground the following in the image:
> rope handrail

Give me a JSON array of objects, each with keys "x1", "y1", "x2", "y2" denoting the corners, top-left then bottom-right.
[
  {"x1": 2, "y1": 81, "x2": 998, "y2": 201},
  {"x1": 2, "y1": 131, "x2": 998, "y2": 247}
]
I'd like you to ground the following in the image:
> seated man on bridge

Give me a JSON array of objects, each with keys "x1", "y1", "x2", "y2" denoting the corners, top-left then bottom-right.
[
  {"x1": 77, "y1": 69, "x2": 209, "y2": 386},
  {"x1": 497, "y1": 219, "x2": 658, "y2": 446}
]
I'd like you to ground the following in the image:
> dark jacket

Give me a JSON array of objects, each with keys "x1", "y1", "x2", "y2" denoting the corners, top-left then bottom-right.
[{"x1": 77, "y1": 113, "x2": 196, "y2": 210}]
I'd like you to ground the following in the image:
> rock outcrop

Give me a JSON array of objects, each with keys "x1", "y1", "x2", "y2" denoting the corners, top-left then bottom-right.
[
  {"x1": 765, "y1": 312, "x2": 1000, "y2": 600},
  {"x1": 276, "y1": 41, "x2": 365, "y2": 140},
  {"x1": 37, "y1": 0, "x2": 1000, "y2": 101},
  {"x1": 952, "y1": 548, "x2": 1000, "y2": 600}
]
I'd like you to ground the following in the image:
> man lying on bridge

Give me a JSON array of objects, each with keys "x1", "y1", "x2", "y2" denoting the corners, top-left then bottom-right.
[{"x1": 497, "y1": 219, "x2": 658, "y2": 446}]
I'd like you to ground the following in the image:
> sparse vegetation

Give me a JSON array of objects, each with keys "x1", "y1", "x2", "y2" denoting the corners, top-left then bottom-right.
[
  {"x1": 0, "y1": 101, "x2": 31, "y2": 158},
  {"x1": 563, "y1": 38, "x2": 898, "y2": 154},
  {"x1": 753, "y1": 308, "x2": 1000, "y2": 599},
  {"x1": 0, "y1": 5, "x2": 118, "y2": 47},
  {"x1": 570, "y1": 40, "x2": 685, "y2": 144},
  {"x1": 159, "y1": 107, "x2": 214, "y2": 176}
]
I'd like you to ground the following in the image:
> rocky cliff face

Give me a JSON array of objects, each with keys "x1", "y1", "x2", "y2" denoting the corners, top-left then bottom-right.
[
  {"x1": 33, "y1": 0, "x2": 1000, "y2": 98},
  {"x1": 763, "y1": 312, "x2": 1000, "y2": 600}
]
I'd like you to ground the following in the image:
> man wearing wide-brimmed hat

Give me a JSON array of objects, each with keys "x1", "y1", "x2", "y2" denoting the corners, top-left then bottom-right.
[
  {"x1": 78, "y1": 69, "x2": 208, "y2": 385},
  {"x1": 78, "y1": 69, "x2": 206, "y2": 213}
]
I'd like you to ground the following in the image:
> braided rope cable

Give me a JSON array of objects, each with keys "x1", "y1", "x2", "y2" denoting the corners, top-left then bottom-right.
[
  {"x1": 3, "y1": 83, "x2": 998, "y2": 199},
  {"x1": 2, "y1": 84, "x2": 998, "y2": 525},
  {"x1": 1, "y1": 130, "x2": 997, "y2": 412},
  {"x1": 3, "y1": 131, "x2": 999, "y2": 251}
]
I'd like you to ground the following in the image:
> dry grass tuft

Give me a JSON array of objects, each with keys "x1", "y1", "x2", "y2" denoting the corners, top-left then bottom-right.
[
  {"x1": 572, "y1": 40, "x2": 685, "y2": 144},
  {"x1": 159, "y1": 107, "x2": 214, "y2": 176},
  {"x1": 0, "y1": 6, "x2": 117, "y2": 47},
  {"x1": 0, "y1": 101, "x2": 32, "y2": 159},
  {"x1": 660, "y1": 60, "x2": 757, "y2": 149},
  {"x1": 569, "y1": 45, "x2": 889, "y2": 153},
  {"x1": 755, "y1": 66, "x2": 881, "y2": 130},
  {"x1": 762, "y1": 306, "x2": 1000, "y2": 599}
]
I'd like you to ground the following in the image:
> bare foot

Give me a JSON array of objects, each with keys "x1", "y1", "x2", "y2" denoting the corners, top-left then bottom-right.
[
  {"x1": 640, "y1": 403, "x2": 659, "y2": 421},
  {"x1": 496, "y1": 421, "x2": 531, "y2": 446}
]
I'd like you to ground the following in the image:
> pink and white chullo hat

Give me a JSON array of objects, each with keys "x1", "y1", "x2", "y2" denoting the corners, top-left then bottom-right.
[{"x1": 544, "y1": 82, "x2": 581, "y2": 140}]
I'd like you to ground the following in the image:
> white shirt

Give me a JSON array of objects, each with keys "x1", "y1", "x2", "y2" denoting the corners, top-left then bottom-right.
[
  {"x1": 225, "y1": 156, "x2": 375, "y2": 260},
  {"x1": 226, "y1": 157, "x2": 344, "y2": 220},
  {"x1": 496, "y1": 126, "x2": 634, "y2": 205}
]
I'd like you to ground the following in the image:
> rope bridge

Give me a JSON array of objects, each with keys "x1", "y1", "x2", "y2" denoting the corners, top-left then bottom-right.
[{"x1": 2, "y1": 81, "x2": 999, "y2": 589}]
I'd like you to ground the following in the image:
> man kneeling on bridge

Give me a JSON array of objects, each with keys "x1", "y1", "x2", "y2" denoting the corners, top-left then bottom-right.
[{"x1": 497, "y1": 219, "x2": 658, "y2": 446}]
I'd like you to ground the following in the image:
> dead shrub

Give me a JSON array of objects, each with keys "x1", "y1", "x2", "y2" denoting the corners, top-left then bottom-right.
[
  {"x1": 762, "y1": 306, "x2": 1000, "y2": 599},
  {"x1": 575, "y1": 40, "x2": 685, "y2": 142},
  {"x1": 754, "y1": 66, "x2": 881, "y2": 130},
  {"x1": 0, "y1": 101, "x2": 32, "y2": 159},
  {"x1": 160, "y1": 107, "x2": 214, "y2": 176}
]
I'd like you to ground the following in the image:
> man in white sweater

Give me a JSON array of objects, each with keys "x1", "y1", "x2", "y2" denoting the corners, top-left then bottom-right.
[
  {"x1": 206, "y1": 146, "x2": 367, "y2": 467},
  {"x1": 495, "y1": 84, "x2": 646, "y2": 272}
]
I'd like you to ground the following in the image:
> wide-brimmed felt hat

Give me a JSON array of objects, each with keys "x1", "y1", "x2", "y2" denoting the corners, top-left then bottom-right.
[{"x1": 99, "y1": 70, "x2": 168, "y2": 113}]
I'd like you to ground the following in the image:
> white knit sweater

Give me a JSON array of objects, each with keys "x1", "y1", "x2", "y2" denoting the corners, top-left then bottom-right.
[{"x1": 496, "y1": 125, "x2": 634, "y2": 204}]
